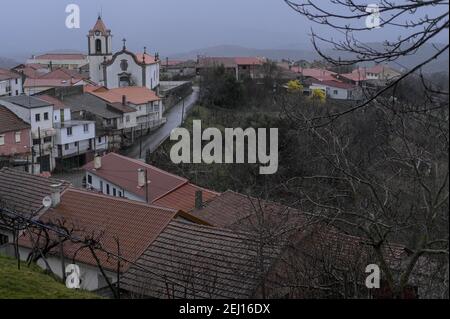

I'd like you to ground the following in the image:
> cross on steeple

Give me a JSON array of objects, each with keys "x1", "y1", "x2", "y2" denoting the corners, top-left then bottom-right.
[{"x1": 122, "y1": 38, "x2": 127, "y2": 50}]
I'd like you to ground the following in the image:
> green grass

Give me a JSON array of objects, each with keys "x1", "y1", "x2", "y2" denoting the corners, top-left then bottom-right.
[{"x1": 0, "y1": 255, "x2": 101, "y2": 299}]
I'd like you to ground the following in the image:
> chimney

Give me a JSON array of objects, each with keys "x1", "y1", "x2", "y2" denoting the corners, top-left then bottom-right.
[
  {"x1": 50, "y1": 184, "x2": 61, "y2": 207},
  {"x1": 94, "y1": 154, "x2": 102, "y2": 170},
  {"x1": 138, "y1": 168, "x2": 146, "y2": 188},
  {"x1": 195, "y1": 190, "x2": 203, "y2": 210},
  {"x1": 122, "y1": 95, "x2": 127, "y2": 106}
]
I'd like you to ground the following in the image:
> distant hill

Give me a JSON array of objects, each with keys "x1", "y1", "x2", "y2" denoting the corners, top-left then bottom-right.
[
  {"x1": 0, "y1": 57, "x2": 20, "y2": 69},
  {"x1": 171, "y1": 43, "x2": 448, "y2": 74}
]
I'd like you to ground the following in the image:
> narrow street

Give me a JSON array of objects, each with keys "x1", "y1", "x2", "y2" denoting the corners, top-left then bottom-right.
[{"x1": 122, "y1": 86, "x2": 199, "y2": 160}]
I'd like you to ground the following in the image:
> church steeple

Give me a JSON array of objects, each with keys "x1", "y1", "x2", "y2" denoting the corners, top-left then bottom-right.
[{"x1": 88, "y1": 16, "x2": 113, "y2": 84}]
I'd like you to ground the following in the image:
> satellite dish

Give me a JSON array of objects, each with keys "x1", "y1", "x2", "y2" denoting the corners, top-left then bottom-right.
[{"x1": 42, "y1": 196, "x2": 52, "y2": 208}]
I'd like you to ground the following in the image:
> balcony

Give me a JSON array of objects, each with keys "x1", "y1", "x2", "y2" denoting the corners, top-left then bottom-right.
[{"x1": 32, "y1": 128, "x2": 56, "y2": 139}]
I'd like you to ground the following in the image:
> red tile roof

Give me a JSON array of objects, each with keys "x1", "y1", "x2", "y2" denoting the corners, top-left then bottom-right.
[
  {"x1": 83, "y1": 153, "x2": 188, "y2": 202},
  {"x1": 34, "y1": 53, "x2": 87, "y2": 61},
  {"x1": 36, "y1": 95, "x2": 66, "y2": 110},
  {"x1": 0, "y1": 68, "x2": 21, "y2": 81},
  {"x1": 198, "y1": 57, "x2": 266, "y2": 68},
  {"x1": 39, "y1": 68, "x2": 86, "y2": 81},
  {"x1": 0, "y1": 106, "x2": 30, "y2": 134},
  {"x1": 190, "y1": 190, "x2": 301, "y2": 229},
  {"x1": 135, "y1": 53, "x2": 158, "y2": 65},
  {"x1": 19, "y1": 187, "x2": 179, "y2": 272},
  {"x1": 90, "y1": 87, "x2": 161, "y2": 105},
  {"x1": 311, "y1": 80, "x2": 356, "y2": 90},
  {"x1": 153, "y1": 183, "x2": 219, "y2": 213},
  {"x1": 89, "y1": 17, "x2": 111, "y2": 36},
  {"x1": 23, "y1": 78, "x2": 83, "y2": 88}
]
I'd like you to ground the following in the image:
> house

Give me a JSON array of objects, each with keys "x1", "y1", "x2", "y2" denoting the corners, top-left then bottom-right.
[
  {"x1": 0, "y1": 68, "x2": 23, "y2": 97},
  {"x1": 88, "y1": 17, "x2": 160, "y2": 91},
  {"x1": 0, "y1": 96, "x2": 57, "y2": 173},
  {"x1": 161, "y1": 59, "x2": 196, "y2": 80},
  {"x1": 0, "y1": 106, "x2": 31, "y2": 171},
  {"x1": 0, "y1": 168, "x2": 180, "y2": 291},
  {"x1": 89, "y1": 86, "x2": 166, "y2": 133},
  {"x1": 27, "y1": 53, "x2": 88, "y2": 70},
  {"x1": 83, "y1": 152, "x2": 219, "y2": 212},
  {"x1": 22, "y1": 67, "x2": 90, "y2": 96},
  {"x1": 197, "y1": 56, "x2": 267, "y2": 80},
  {"x1": 37, "y1": 95, "x2": 98, "y2": 170},
  {"x1": 309, "y1": 80, "x2": 360, "y2": 100},
  {"x1": 120, "y1": 219, "x2": 282, "y2": 299},
  {"x1": 62, "y1": 88, "x2": 139, "y2": 150},
  {"x1": 341, "y1": 64, "x2": 402, "y2": 85}
]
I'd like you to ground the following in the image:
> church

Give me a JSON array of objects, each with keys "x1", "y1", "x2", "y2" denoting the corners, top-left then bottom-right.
[{"x1": 87, "y1": 16, "x2": 160, "y2": 92}]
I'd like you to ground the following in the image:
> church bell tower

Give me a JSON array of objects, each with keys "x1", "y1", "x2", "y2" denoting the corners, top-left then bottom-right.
[{"x1": 88, "y1": 16, "x2": 113, "y2": 84}]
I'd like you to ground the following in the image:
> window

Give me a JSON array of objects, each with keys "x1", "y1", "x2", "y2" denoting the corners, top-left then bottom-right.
[
  {"x1": 15, "y1": 90, "x2": 18, "y2": 96},
  {"x1": 74, "y1": 141, "x2": 78, "y2": 147},
  {"x1": 98, "y1": 137, "x2": 102, "y2": 143},
  {"x1": 106, "y1": 184, "x2": 110, "y2": 195},
  {"x1": 33, "y1": 138, "x2": 40, "y2": 146},
  {"x1": 43, "y1": 136, "x2": 52, "y2": 143},
  {"x1": 0, "y1": 233, "x2": 8, "y2": 245},
  {"x1": 83, "y1": 124, "x2": 89, "y2": 132},
  {"x1": 126, "y1": 115, "x2": 130, "y2": 122},
  {"x1": 87, "y1": 174, "x2": 92, "y2": 184},
  {"x1": 15, "y1": 79, "x2": 18, "y2": 84},
  {"x1": 15, "y1": 131, "x2": 21, "y2": 143},
  {"x1": 64, "y1": 144, "x2": 69, "y2": 150},
  {"x1": 44, "y1": 112, "x2": 49, "y2": 120},
  {"x1": 67, "y1": 127, "x2": 73, "y2": 136},
  {"x1": 35, "y1": 114, "x2": 40, "y2": 122},
  {"x1": 100, "y1": 181, "x2": 103, "y2": 192},
  {"x1": 113, "y1": 188, "x2": 117, "y2": 196},
  {"x1": 118, "y1": 191, "x2": 122, "y2": 197},
  {"x1": 95, "y1": 39, "x2": 102, "y2": 54},
  {"x1": 333, "y1": 90, "x2": 338, "y2": 95},
  {"x1": 0, "y1": 135, "x2": 4, "y2": 146}
]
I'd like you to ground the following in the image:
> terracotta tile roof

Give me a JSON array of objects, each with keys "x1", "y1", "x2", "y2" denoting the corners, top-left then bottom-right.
[
  {"x1": 39, "y1": 68, "x2": 86, "y2": 81},
  {"x1": 23, "y1": 78, "x2": 83, "y2": 88},
  {"x1": 0, "y1": 106, "x2": 30, "y2": 134},
  {"x1": 121, "y1": 219, "x2": 282, "y2": 299},
  {"x1": 311, "y1": 80, "x2": 356, "y2": 90},
  {"x1": 13, "y1": 64, "x2": 49, "y2": 79},
  {"x1": 135, "y1": 53, "x2": 158, "y2": 65},
  {"x1": 340, "y1": 69, "x2": 368, "y2": 82},
  {"x1": 89, "y1": 17, "x2": 111, "y2": 36},
  {"x1": 19, "y1": 188, "x2": 179, "y2": 272},
  {"x1": 90, "y1": 87, "x2": 161, "y2": 105},
  {"x1": 34, "y1": 53, "x2": 87, "y2": 61},
  {"x1": 234, "y1": 57, "x2": 266, "y2": 66},
  {"x1": 153, "y1": 183, "x2": 219, "y2": 213},
  {"x1": 0, "y1": 68, "x2": 21, "y2": 81},
  {"x1": 35, "y1": 95, "x2": 66, "y2": 110},
  {"x1": 0, "y1": 168, "x2": 69, "y2": 217},
  {"x1": 83, "y1": 153, "x2": 188, "y2": 202},
  {"x1": 299, "y1": 68, "x2": 337, "y2": 81},
  {"x1": 190, "y1": 190, "x2": 301, "y2": 229},
  {"x1": 107, "y1": 102, "x2": 137, "y2": 114}
]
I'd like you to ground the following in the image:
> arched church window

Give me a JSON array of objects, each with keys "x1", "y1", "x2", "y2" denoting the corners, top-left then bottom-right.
[
  {"x1": 95, "y1": 39, "x2": 102, "y2": 54},
  {"x1": 119, "y1": 76, "x2": 130, "y2": 87}
]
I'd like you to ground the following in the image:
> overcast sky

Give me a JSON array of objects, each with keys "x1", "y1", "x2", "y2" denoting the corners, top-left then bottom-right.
[{"x1": 1, "y1": 0, "x2": 448, "y2": 59}]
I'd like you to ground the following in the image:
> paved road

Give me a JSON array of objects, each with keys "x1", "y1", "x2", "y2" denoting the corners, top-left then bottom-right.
[{"x1": 123, "y1": 87, "x2": 199, "y2": 160}]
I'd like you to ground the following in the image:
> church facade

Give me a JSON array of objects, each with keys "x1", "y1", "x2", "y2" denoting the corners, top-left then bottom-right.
[{"x1": 88, "y1": 17, "x2": 160, "y2": 92}]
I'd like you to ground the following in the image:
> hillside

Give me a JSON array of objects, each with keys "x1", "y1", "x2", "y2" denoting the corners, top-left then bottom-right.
[
  {"x1": 0, "y1": 255, "x2": 100, "y2": 299},
  {"x1": 171, "y1": 43, "x2": 448, "y2": 74}
]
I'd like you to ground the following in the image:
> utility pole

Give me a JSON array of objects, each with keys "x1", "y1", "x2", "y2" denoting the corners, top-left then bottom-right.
[
  {"x1": 38, "y1": 127, "x2": 43, "y2": 174},
  {"x1": 145, "y1": 169, "x2": 149, "y2": 204},
  {"x1": 180, "y1": 96, "x2": 185, "y2": 126},
  {"x1": 139, "y1": 124, "x2": 143, "y2": 158}
]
